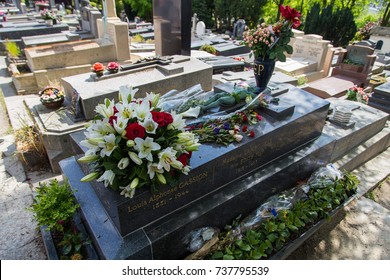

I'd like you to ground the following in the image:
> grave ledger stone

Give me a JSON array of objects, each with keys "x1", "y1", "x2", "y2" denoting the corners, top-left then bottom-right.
[{"x1": 60, "y1": 86, "x2": 332, "y2": 259}]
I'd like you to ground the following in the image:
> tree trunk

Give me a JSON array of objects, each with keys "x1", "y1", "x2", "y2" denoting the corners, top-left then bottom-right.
[{"x1": 382, "y1": 1, "x2": 390, "y2": 27}]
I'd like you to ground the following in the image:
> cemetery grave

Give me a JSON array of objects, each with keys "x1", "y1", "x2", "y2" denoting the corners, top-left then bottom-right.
[
  {"x1": 57, "y1": 82, "x2": 389, "y2": 259},
  {"x1": 5, "y1": 0, "x2": 390, "y2": 261}
]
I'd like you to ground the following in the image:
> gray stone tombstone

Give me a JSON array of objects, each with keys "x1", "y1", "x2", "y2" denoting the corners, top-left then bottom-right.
[
  {"x1": 153, "y1": 0, "x2": 192, "y2": 56},
  {"x1": 376, "y1": 40, "x2": 383, "y2": 50},
  {"x1": 347, "y1": 45, "x2": 373, "y2": 65},
  {"x1": 232, "y1": 19, "x2": 245, "y2": 40},
  {"x1": 196, "y1": 21, "x2": 205, "y2": 37}
]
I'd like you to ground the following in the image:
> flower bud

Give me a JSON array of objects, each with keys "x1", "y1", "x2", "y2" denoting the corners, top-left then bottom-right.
[
  {"x1": 126, "y1": 140, "x2": 135, "y2": 147},
  {"x1": 80, "y1": 172, "x2": 100, "y2": 182},
  {"x1": 78, "y1": 155, "x2": 100, "y2": 163},
  {"x1": 117, "y1": 157, "x2": 130, "y2": 169},
  {"x1": 130, "y1": 177, "x2": 139, "y2": 189},
  {"x1": 156, "y1": 173, "x2": 166, "y2": 185},
  {"x1": 129, "y1": 151, "x2": 142, "y2": 165}
]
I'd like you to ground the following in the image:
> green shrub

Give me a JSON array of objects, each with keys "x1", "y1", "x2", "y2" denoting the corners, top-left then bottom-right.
[
  {"x1": 199, "y1": 44, "x2": 217, "y2": 55},
  {"x1": 206, "y1": 172, "x2": 358, "y2": 260},
  {"x1": 28, "y1": 179, "x2": 79, "y2": 232},
  {"x1": 3, "y1": 40, "x2": 21, "y2": 58}
]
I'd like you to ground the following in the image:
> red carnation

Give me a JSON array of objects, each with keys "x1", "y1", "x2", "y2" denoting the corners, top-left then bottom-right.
[
  {"x1": 280, "y1": 5, "x2": 301, "y2": 21},
  {"x1": 249, "y1": 130, "x2": 255, "y2": 137},
  {"x1": 242, "y1": 125, "x2": 248, "y2": 133},
  {"x1": 125, "y1": 122, "x2": 145, "y2": 140}
]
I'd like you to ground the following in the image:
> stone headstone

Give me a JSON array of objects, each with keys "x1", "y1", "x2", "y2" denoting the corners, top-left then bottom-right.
[
  {"x1": 153, "y1": 0, "x2": 191, "y2": 56},
  {"x1": 196, "y1": 21, "x2": 206, "y2": 36},
  {"x1": 376, "y1": 40, "x2": 384, "y2": 50},
  {"x1": 346, "y1": 45, "x2": 374, "y2": 65},
  {"x1": 232, "y1": 19, "x2": 245, "y2": 40}
]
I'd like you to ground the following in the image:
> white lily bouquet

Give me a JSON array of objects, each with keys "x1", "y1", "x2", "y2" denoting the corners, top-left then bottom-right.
[{"x1": 79, "y1": 86, "x2": 200, "y2": 198}]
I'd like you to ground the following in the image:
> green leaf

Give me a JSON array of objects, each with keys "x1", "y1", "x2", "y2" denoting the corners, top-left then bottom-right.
[
  {"x1": 74, "y1": 244, "x2": 82, "y2": 252},
  {"x1": 223, "y1": 254, "x2": 235, "y2": 260},
  {"x1": 276, "y1": 52, "x2": 286, "y2": 62},
  {"x1": 285, "y1": 45, "x2": 293, "y2": 54},
  {"x1": 267, "y1": 233, "x2": 278, "y2": 243},
  {"x1": 211, "y1": 251, "x2": 223, "y2": 259},
  {"x1": 62, "y1": 244, "x2": 72, "y2": 255}
]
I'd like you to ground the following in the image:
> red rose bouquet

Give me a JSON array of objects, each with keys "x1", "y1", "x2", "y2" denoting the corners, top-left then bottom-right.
[
  {"x1": 79, "y1": 86, "x2": 200, "y2": 198},
  {"x1": 242, "y1": 5, "x2": 301, "y2": 62}
]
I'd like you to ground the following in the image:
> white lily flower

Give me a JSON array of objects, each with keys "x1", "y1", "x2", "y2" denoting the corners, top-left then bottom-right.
[
  {"x1": 182, "y1": 165, "x2": 191, "y2": 175},
  {"x1": 113, "y1": 116, "x2": 128, "y2": 136},
  {"x1": 145, "y1": 92, "x2": 161, "y2": 108},
  {"x1": 158, "y1": 147, "x2": 182, "y2": 172},
  {"x1": 179, "y1": 106, "x2": 201, "y2": 118},
  {"x1": 128, "y1": 151, "x2": 142, "y2": 165},
  {"x1": 115, "y1": 103, "x2": 133, "y2": 119},
  {"x1": 134, "y1": 136, "x2": 161, "y2": 161},
  {"x1": 117, "y1": 157, "x2": 130, "y2": 169},
  {"x1": 140, "y1": 113, "x2": 158, "y2": 134},
  {"x1": 98, "y1": 133, "x2": 118, "y2": 157},
  {"x1": 177, "y1": 132, "x2": 200, "y2": 151},
  {"x1": 120, "y1": 185, "x2": 136, "y2": 198},
  {"x1": 97, "y1": 169, "x2": 115, "y2": 187},
  {"x1": 80, "y1": 140, "x2": 100, "y2": 155},
  {"x1": 95, "y1": 98, "x2": 115, "y2": 118},
  {"x1": 168, "y1": 111, "x2": 186, "y2": 131},
  {"x1": 147, "y1": 162, "x2": 164, "y2": 179},
  {"x1": 119, "y1": 85, "x2": 138, "y2": 104},
  {"x1": 134, "y1": 99, "x2": 151, "y2": 121}
]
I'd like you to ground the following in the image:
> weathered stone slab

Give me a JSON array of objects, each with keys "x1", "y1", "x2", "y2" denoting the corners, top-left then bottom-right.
[
  {"x1": 61, "y1": 55, "x2": 213, "y2": 120},
  {"x1": 304, "y1": 75, "x2": 360, "y2": 99},
  {"x1": 198, "y1": 56, "x2": 244, "y2": 74},
  {"x1": 72, "y1": 87, "x2": 330, "y2": 237}
]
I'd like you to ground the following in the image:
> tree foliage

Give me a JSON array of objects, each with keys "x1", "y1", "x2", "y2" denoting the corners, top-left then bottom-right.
[
  {"x1": 214, "y1": 0, "x2": 268, "y2": 30},
  {"x1": 123, "y1": 0, "x2": 153, "y2": 21},
  {"x1": 192, "y1": 0, "x2": 215, "y2": 28},
  {"x1": 304, "y1": 4, "x2": 357, "y2": 47}
]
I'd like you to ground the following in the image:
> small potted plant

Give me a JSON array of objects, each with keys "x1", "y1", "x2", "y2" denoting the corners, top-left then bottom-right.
[
  {"x1": 91, "y1": 62, "x2": 104, "y2": 77},
  {"x1": 39, "y1": 86, "x2": 65, "y2": 109},
  {"x1": 107, "y1": 61, "x2": 120, "y2": 74}
]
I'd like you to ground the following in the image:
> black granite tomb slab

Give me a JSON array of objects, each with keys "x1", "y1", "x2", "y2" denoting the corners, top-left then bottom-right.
[
  {"x1": 371, "y1": 93, "x2": 390, "y2": 104},
  {"x1": 374, "y1": 81, "x2": 390, "y2": 98},
  {"x1": 0, "y1": 23, "x2": 69, "y2": 40},
  {"x1": 60, "y1": 129, "x2": 335, "y2": 259},
  {"x1": 198, "y1": 56, "x2": 244, "y2": 74},
  {"x1": 214, "y1": 42, "x2": 250, "y2": 56},
  {"x1": 214, "y1": 80, "x2": 289, "y2": 97},
  {"x1": 73, "y1": 87, "x2": 330, "y2": 237}
]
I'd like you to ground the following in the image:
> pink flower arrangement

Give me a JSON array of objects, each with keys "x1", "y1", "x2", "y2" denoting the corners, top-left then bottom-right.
[
  {"x1": 346, "y1": 86, "x2": 370, "y2": 104},
  {"x1": 242, "y1": 5, "x2": 301, "y2": 62}
]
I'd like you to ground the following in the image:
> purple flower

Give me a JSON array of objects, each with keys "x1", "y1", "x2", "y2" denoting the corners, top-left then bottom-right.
[
  {"x1": 223, "y1": 123, "x2": 230, "y2": 130},
  {"x1": 213, "y1": 127, "x2": 220, "y2": 134}
]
